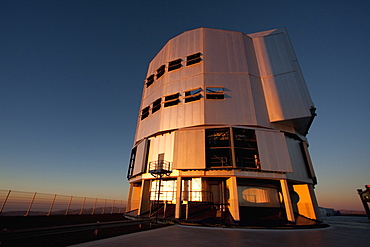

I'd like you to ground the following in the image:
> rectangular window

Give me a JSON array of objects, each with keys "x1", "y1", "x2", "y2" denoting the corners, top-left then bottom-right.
[
  {"x1": 186, "y1": 52, "x2": 202, "y2": 66},
  {"x1": 206, "y1": 87, "x2": 224, "y2": 99},
  {"x1": 152, "y1": 98, "x2": 161, "y2": 114},
  {"x1": 164, "y1": 93, "x2": 180, "y2": 107},
  {"x1": 206, "y1": 128, "x2": 232, "y2": 168},
  {"x1": 184, "y1": 88, "x2": 202, "y2": 103},
  {"x1": 127, "y1": 147, "x2": 137, "y2": 178},
  {"x1": 156, "y1": 65, "x2": 165, "y2": 79},
  {"x1": 146, "y1": 74, "x2": 155, "y2": 88},
  {"x1": 141, "y1": 106, "x2": 150, "y2": 120},
  {"x1": 168, "y1": 59, "x2": 182, "y2": 72},
  {"x1": 233, "y1": 128, "x2": 259, "y2": 169}
]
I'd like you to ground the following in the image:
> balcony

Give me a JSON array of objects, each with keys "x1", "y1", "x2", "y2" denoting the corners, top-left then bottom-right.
[{"x1": 149, "y1": 160, "x2": 172, "y2": 176}]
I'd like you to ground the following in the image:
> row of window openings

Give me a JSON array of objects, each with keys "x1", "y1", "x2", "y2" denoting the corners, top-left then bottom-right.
[
  {"x1": 146, "y1": 52, "x2": 202, "y2": 88},
  {"x1": 141, "y1": 87, "x2": 225, "y2": 120}
]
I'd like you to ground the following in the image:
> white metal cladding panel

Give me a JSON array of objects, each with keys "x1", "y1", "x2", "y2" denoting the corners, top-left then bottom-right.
[
  {"x1": 291, "y1": 62, "x2": 314, "y2": 107},
  {"x1": 250, "y1": 29, "x2": 292, "y2": 78},
  {"x1": 166, "y1": 62, "x2": 203, "y2": 84},
  {"x1": 262, "y1": 73, "x2": 312, "y2": 122},
  {"x1": 147, "y1": 132, "x2": 175, "y2": 165},
  {"x1": 255, "y1": 130, "x2": 293, "y2": 172},
  {"x1": 285, "y1": 136, "x2": 311, "y2": 183},
  {"x1": 146, "y1": 28, "x2": 204, "y2": 87},
  {"x1": 136, "y1": 80, "x2": 205, "y2": 142},
  {"x1": 203, "y1": 29, "x2": 249, "y2": 74},
  {"x1": 142, "y1": 76, "x2": 166, "y2": 106},
  {"x1": 167, "y1": 28, "x2": 203, "y2": 60},
  {"x1": 258, "y1": 76, "x2": 283, "y2": 121},
  {"x1": 147, "y1": 43, "x2": 170, "y2": 78},
  {"x1": 262, "y1": 34, "x2": 294, "y2": 75},
  {"x1": 136, "y1": 112, "x2": 161, "y2": 142},
  {"x1": 203, "y1": 73, "x2": 257, "y2": 125},
  {"x1": 249, "y1": 75, "x2": 271, "y2": 126},
  {"x1": 166, "y1": 29, "x2": 204, "y2": 84},
  {"x1": 173, "y1": 129, "x2": 206, "y2": 170},
  {"x1": 242, "y1": 34, "x2": 260, "y2": 77},
  {"x1": 132, "y1": 139, "x2": 147, "y2": 176}
]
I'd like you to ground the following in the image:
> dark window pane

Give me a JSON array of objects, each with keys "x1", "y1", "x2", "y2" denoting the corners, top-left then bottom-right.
[
  {"x1": 127, "y1": 147, "x2": 137, "y2": 178},
  {"x1": 184, "y1": 88, "x2": 202, "y2": 103},
  {"x1": 152, "y1": 98, "x2": 161, "y2": 113},
  {"x1": 146, "y1": 74, "x2": 155, "y2": 88},
  {"x1": 141, "y1": 106, "x2": 150, "y2": 120},
  {"x1": 206, "y1": 87, "x2": 224, "y2": 99},
  {"x1": 233, "y1": 128, "x2": 259, "y2": 169},
  {"x1": 206, "y1": 128, "x2": 230, "y2": 147},
  {"x1": 165, "y1": 93, "x2": 180, "y2": 101},
  {"x1": 168, "y1": 59, "x2": 182, "y2": 71},
  {"x1": 235, "y1": 148, "x2": 259, "y2": 168},
  {"x1": 233, "y1": 128, "x2": 257, "y2": 148},
  {"x1": 207, "y1": 148, "x2": 232, "y2": 167},
  {"x1": 164, "y1": 93, "x2": 180, "y2": 107},
  {"x1": 206, "y1": 128, "x2": 232, "y2": 168},
  {"x1": 186, "y1": 52, "x2": 202, "y2": 66},
  {"x1": 164, "y1": 99, "x2": 180, "y2": 107},
  {"x1": 206, "y1": 94, "x2": 224, "y2": 99},
  {"x1": 184, "y1": 94, "x2": 201, "y2": 103},
  {"x1": 156, "y1": 65, "x2": 165, "y2": 79}
]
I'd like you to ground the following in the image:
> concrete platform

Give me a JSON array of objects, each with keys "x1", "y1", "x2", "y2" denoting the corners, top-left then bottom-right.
[{"x1": 70, "y1": 216, "x2": 370, "y2": 247}]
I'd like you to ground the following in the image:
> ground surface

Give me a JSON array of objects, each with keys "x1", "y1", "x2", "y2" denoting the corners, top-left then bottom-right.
[{"x1": 71, "y1": 216, "x2": 370, "y2": 247}]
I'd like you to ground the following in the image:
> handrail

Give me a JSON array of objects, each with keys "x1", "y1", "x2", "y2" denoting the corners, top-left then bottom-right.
[
  {"x1": 149, "y1": 190, "x2": 214, "y2": 203},
  {"x1": 149, "y1": 160, "x2": 172, "y2": 176}
]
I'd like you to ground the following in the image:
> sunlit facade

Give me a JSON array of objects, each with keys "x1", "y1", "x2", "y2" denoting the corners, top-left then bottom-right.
[{"x1": 126, "y1": 28, "x2": 320, "y2": 224}]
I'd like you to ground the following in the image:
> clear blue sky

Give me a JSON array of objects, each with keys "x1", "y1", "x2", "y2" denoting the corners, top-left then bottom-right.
[{"x1": 1, "y1": 0, "x2": 369, "y2": 211}]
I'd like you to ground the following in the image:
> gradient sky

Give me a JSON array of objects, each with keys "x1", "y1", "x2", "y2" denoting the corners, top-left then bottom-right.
[{"x1": 1, "y1": 0, "x2": 369, "y2": 211}]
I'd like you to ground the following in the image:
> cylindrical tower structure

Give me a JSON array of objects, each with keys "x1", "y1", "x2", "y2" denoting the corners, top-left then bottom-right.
[{"x1": 126, "y1": 28, "x2": 320, "y2": 225}]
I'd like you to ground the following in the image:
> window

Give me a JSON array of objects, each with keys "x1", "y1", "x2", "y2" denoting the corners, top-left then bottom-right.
[
  {"x1": 206, "y1": 128, "x2": 232, "y2": 167},
  {"x1": 146, "y1": 74, "x2": 155, "y2": 88},
  {"x1": 204, "y1": 127, "x2": 259, "y2": 169},
  {"x1": 141, "y1": 106, "x2": 150, "y2": 120},
  {"x1": 233, "y1": 128, "x2": 259, "y2": 169},
  {"x1": 186, "y1": 52, "x2": 202, "y2": 66},
  {"x1": 206, "y1": 87, "x2": 224, "y2": 99},
  {"x1": 168, "y1": 59, "x2": 182, "y2": 71},
  {"x1": 164, "y1": 93, "x2": 180, "y2": 107},
  {"x1": 127, "y1": 146, "x2": 137, "y2": 178},
  {"x1": 156, "y1": 65, "x2": 165, "y2": 79},
  {"x1": 238, "y1": 186, "x2": 281, "y2": 207},
  {"x1": 152, "y1": 98, "x2": 161, "y2": 114},
  {"x1": 184, "y1": 88, "x2": 202, "y2": 103}
]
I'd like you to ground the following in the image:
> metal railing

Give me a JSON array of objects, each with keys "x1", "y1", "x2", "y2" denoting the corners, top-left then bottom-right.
[
  {"x1": 149, "y1": 160, "x2": 172, "y2": 176},
  {"x1": 0, "y1": 190, "x2": 126, "y2": 216},
  {"x1": 149, "y1": 190, "x2": 213, "y2": 203}
]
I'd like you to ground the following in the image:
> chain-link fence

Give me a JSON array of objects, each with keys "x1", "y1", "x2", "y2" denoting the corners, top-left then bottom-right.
[{"x1": 0, "y1": 190, "x2": 126, "y2": 216}]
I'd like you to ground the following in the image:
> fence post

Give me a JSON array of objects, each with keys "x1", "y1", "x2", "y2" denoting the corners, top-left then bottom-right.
[
  {"x1": 25, "y1": 192, "x2": 37, "y2": 216},
  {"x1": 102, "y1": 199, "x2": 107, "y2": 214},
  {"x1": 80, "y1": 197, "x2": 86, "y2": 215},
  {"x1": 65, "y1": 196, "x2": 73, "y2": 215},
  {"x1": 47, "y1": 194, "x2": 57, "y2": 216},
  {"x1": 110, "y1": 200, "x2": 115, "y2": 214},
  {"x1": 92, "y1": 198, "x2": 97, "y2": 215},
  {"x1": 0, "y1": 190, "x2": 11, "y2": 215},
  {"x1": 118, "y1": 200, "x2": 122, "y2": 214}
]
